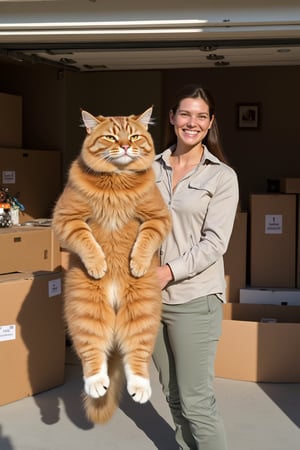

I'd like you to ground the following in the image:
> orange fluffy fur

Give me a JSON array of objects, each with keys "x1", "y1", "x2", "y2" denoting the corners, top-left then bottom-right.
[{"x1": 52, "y1": 107, "x2": 171, "y2": 424}]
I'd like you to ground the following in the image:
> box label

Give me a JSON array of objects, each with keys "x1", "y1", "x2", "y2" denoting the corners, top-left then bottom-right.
[
  {"x1": 0, "y1": 324, "x2": 16, "y2": 342},
  {"x1": 265, "y1": 215, "x2": 283, "y2": 234},
  {"x1": 48, "y1": 278, "x2": 62, "y2": 297},
  {"x1": 2, "y1": 170, "x2": 16, "y2": 184}
]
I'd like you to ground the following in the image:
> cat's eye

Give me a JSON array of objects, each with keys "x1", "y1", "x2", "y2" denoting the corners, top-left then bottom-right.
[
  {"x1": 104, "y1": 135, "x2": 117, "y2": 142},
  {"x1": 130, "y1": 135, "x2": 140, "y2": 142}
]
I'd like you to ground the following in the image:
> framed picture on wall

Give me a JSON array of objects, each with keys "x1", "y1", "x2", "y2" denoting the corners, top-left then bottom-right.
[{"x1": 237, "y1": 103, "x2": 260, "y2": 129}]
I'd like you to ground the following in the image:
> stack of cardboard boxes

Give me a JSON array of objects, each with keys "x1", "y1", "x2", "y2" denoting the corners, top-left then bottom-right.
[
  {"x1": 243, "y1": 191, "x2": 300, "y2": 302},
  {"x1": 0, "y1": 92, "x2": 62, "y2": 224},
  {"x1": 0, "y1": 92, "x2": 65, "y2": 406},
  {"x1": 217, "y1": 185, "x2": 300, "y2": 382}
]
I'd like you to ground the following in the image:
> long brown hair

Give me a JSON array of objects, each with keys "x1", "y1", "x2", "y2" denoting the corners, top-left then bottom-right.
[{"x1": 164, "y1": 84, "x2": 227, "y2": 163}]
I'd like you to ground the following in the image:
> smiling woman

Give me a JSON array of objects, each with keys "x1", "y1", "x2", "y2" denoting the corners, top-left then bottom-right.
[{"x1": 152, "y1": 84, "x2": 239, "y2": 450}]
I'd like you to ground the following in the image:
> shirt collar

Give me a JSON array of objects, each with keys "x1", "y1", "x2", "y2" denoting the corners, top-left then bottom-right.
[
  {"x1": 201, "y1": 146, "x2": 221, "y2": 165},
  {"x1": 155, "y1": 144, "x2": 221, "y2": 166}
]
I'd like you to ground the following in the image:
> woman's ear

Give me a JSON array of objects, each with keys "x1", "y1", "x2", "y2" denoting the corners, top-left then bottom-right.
[
  {"x1": 169, "y1": 109, "x2": 175, "y2": 125},
  {"x1": 209, "y1": 114, "x2": 215, "y2": 129}
]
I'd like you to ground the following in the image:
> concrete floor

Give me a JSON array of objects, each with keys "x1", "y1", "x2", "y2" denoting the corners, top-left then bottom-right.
[{"x1": 0, "y1": 347, "x2": 299, "y2": 450}]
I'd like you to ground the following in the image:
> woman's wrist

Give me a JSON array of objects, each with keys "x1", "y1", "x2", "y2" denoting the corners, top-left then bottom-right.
[{"x1": 166, "y1": 263, "x2": 174, "y2": 282}]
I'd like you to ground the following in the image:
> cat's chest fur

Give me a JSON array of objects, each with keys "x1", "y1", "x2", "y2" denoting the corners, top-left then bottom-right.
[
  {"x1": 87, "y1": 190, "x2": 138, "y2": 231},
  {"x1": 71, "y1": 160, "x2": 152, "y2": 232}
]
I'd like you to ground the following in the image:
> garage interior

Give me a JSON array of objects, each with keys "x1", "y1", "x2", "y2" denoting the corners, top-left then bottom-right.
[{"x1": 0, "y1": 2, "x2": 300, "y2": 450}]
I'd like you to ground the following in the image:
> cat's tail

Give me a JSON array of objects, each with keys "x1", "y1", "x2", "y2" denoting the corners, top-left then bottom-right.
[{"x1": 83, "y1": 352, "x2": 125, "y2": 424}]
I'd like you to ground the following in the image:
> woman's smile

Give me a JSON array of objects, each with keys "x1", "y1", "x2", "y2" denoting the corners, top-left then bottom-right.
[{"x1": 170, "y1": 97, "x2": 213, "y2": 149}]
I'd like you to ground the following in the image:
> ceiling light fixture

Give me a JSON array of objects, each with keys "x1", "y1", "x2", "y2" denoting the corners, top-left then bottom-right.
[
  {"x1": 0, "y1": 19, "x2": 208, "y2": 38},
  {"x1": 206, "y1": 53, "x2": 224, "y2": 60},
  {"x1": 0, "y1": 19, "x2": 207, "y2": 29},
  {"x1": 0, "y1": 28, "x2": 205, "y2": 36},
  {"x1": 199, "y1": 45, "x2": 218, "y2": 52},
  {"x1": 0, "y1": 19, "x2": 298, "y2": 39}
]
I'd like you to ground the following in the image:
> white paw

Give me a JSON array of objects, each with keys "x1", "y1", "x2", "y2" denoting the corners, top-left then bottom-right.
[
  {"x1": 86, "y1": 260, "x2": 107, "y2": 279},
  {"x1": 127, "y1": 374, "x2": 152, "y2": 404},
  {"x1": 129, "y1": 258, "x2": 149, "y2": 278},
  {"x1": 84, "y1": 370, "x2": 110, "y2": 398}
]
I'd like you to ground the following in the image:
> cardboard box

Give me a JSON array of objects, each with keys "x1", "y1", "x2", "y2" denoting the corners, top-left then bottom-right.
[
  {"x1": 224, "y1": 212, "x2": 247, "y2": 302},
  {"x1": 0, "y1": 226, "x2": 61, "y2": 274},
  {"x1": 0, "y1": 271, "x2": 65, "y2": 406},
  {"x1": 250, "y1": 194, "x2": 296, "y2": 288},
  {"x1": 0, "y1": 93, "x2": 22, "y2": 148},
  {"x1": 215, "y1": 303, "x2": 300, "y2": 382},
  {"x1": 240, "y1": 287, "x2": 300, "y2": 306},
  {"x1": 280, "y1": 178, "x2": 300, "y2": 193},
  {"x1": 0, "y1": 147, "x2": 62, "y2": 223}
]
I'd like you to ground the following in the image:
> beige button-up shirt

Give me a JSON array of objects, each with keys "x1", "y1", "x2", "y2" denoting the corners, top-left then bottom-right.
[{"x1": 153, "y1": 145, "x2": 239, "y2": 304}]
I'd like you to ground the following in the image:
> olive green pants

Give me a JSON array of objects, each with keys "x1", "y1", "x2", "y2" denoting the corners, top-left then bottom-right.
[{"x1": 152, "y1": 295, "x2": 228, "y2": 450}]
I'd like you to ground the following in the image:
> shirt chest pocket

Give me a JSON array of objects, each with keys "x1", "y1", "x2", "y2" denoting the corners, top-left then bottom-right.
[
  {"x1": 183, "y1": 181, "x2": 215, "y2": 217},
  {"x1": 173, "y1": 183, "x2": 211, "y2": 219},
  {"x1": 188, "y1": 180, "x2": 215, "y2": 196}
]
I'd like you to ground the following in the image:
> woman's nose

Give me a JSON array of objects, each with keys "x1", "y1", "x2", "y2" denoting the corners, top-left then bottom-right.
[{"x1": 187, "y1": 116, "x2": 197, "y2": 126}]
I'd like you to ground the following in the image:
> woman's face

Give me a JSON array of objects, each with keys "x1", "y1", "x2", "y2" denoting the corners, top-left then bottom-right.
[{"x1": 170, "y1": 97, "x2": 214, "y2": 148}]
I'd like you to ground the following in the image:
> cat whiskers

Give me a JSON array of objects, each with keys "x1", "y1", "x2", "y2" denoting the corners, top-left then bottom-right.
[{"x1": 103, "y1": 151, "x2": 140, "y2": 164}]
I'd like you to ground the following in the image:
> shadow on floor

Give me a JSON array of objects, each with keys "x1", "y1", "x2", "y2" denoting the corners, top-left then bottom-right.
[
  {"x1": 33, "y1": 355, "x2": 177, "y2": 449},
  {"x1": 258, "y1": 383, "x2": 300, "y2": 427},
  {"x1": 120, "y1": 392, "x2": 177, "y2": 450},
  {"x1": 0, "y1": 425, "x2": 14, "y2": 450},
  {"x1": 33, "y1": 361, "x2": 94, "y2": 430}
]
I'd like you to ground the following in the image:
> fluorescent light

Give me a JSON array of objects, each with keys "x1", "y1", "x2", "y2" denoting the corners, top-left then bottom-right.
[
  {"x1": 0, "y1": 19, "x2": 207, "y2": 37},
  {"x1": 0, "y1": 19, "x2": 207, "y2": 29},
  {"x1": 0, "y1": 28, "x2": 204, "y2": 36}
]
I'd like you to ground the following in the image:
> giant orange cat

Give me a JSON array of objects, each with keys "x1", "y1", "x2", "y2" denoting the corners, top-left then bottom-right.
[{"x1": 52, "y1": 107, "x2": 171, "y2": 424}]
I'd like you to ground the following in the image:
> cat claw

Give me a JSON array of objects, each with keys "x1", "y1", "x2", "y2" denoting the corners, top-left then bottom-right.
[
  {"x1": 127, "y1": 375, "x2": 152, "y2": 403},
  {"x1": 84, "y1": 372, "x2": 110, "y2": 398}
]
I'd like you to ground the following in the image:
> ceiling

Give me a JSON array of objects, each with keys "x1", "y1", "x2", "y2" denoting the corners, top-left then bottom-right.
[{"x1": 0, "y1": 0, "x2": 299, "y2": 72}]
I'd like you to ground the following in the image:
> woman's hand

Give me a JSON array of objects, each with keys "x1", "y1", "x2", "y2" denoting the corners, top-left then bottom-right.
[{"x1": 156, "y1": 264, "x2": 174, "y2": 289}]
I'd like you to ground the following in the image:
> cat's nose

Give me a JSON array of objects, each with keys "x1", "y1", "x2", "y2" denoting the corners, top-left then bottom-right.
[{"x1": 121, "y1": 145, "x2": 130, "y2": 152}]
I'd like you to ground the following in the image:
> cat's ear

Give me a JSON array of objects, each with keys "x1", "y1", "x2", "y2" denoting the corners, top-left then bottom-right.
[
  {"x1": 138, "y1": 107, "x2": 154, "y2": 130},
  {"x1": 81, "y1": 110, "x2": 100, "y2": 134}
]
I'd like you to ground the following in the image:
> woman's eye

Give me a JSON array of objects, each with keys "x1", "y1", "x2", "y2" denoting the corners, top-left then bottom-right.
[
  {"x1": 131, "y1": 135, "x2": 140, "y2": 141},
  {"x1": 104, "y1": 135, "x2": 116, "y2": 142}
]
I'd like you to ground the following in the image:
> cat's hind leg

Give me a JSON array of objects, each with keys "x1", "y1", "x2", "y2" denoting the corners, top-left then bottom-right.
[
  {"x1": 124, "y1": 365, "x2": 152, "y2": 403},
  {"x1": 84, "y1": 361, "x2": 110, "y2": 398},
  {"x1": 115, "y1": 275, "x2": 161, "y2": 404},
  {"x1": 83, "y1": 351, "x2": 125, "y2": 424},
  {"x1": 64, "y1": 269, "x2": 115, "y2": 398}
]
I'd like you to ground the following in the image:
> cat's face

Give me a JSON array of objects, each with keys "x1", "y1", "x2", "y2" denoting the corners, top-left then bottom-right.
[{"x1": 80, "y1": 108, "x2": 155, "y2": 173}]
